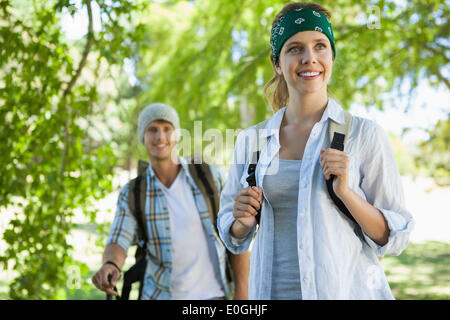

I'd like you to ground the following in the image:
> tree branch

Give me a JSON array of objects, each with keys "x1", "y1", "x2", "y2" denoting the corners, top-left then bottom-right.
[
  {"x1": 62, "y1": 0, "x2": 95, "y2": 99},
  {"x1": 433, "y1": 70, "x2": 450, "y2": 89},
  {"x1": 56, "y1": 0, "x2": 95, "y2": 217}
]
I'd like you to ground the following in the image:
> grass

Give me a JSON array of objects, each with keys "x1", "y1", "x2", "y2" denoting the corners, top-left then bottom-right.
[{"x1": 380, "y1": 241, "x2": 450, "y2": 300}]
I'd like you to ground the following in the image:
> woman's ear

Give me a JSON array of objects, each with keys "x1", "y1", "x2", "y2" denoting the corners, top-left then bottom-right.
[{"x1": 275, "y1": 62, "x2": 282, "y2": 75}]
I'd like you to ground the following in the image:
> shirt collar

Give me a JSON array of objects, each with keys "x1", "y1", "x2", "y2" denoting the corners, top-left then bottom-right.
[
  {"x1": 260, "y1": 107, "x2": 286, "y2": 138},
  {"x1": 146, "y1": 156, "x2": 197, "y2": 188},
  {"x1": 324, "y1": 97, "x2": 345, "y2": 125},
  {"x1": 260, "y1": 97, "x2": 345, "y2": 139}
]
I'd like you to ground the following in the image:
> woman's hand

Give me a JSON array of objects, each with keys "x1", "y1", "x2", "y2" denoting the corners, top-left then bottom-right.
[
  {"x1": 231, "y1": 187, "x2": 262, "y2": 237},
  {"x1": 320, "y1": 148, "x2": 350, "y2": 199}
]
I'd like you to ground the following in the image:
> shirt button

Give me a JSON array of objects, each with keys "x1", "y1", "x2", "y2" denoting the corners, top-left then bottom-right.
[{"x1": 302, "y1": 183, "x2": 307, "y2": 188}]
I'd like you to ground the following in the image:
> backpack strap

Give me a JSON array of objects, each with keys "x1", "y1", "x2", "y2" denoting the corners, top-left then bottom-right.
[
  {"x1": 121, "y1": 174, "x2": 148, "y2": 300},
  {"x1": 326, "y1": 109, "x2": 358, "y2": 224},
  {"x1": 186, "y1": 157, "x2": 220, "y2": 236},
  {"x1": 128, "y1": 174, "x2": 149, "y2": 248},
  {"x1": 328, "y1": 109, "x2": 352, "y2": 150},
  {"x1": 127, "y1": 159, "x2": 150, "y2": 247},
  {"x1": 122, "y1": 160, "x2": 162, "y2": 300},
  {"x1": 246, "y1": 119, "x2": 269, "y2": 225},
  {"x1": 186, "y1": 156, "x2": 234, "y2": 290}
]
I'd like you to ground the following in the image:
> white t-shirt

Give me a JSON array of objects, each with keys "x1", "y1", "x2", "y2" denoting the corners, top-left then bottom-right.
[{"x1": 157, "y1": 169, "x2": 224, "y2": 300}]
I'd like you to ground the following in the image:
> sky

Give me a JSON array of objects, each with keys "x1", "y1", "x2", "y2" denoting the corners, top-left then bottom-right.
[{"x1": 59, "y1": 1, "x2": 450, "y2": 146}]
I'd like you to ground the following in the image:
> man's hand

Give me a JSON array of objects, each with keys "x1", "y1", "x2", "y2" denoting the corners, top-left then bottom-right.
[{"x1": 91, "y1": 263, "x2": 121, "y2": 297}]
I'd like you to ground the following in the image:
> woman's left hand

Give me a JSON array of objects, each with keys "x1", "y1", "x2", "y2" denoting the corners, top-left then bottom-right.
[{"x1": 320, "y1": 148, "x2": 350, "y2": 199}]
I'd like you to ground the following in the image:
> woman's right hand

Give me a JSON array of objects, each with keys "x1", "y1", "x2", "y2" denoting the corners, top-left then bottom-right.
[{"x1": 232, "y1": 186, "x2": 263, "y2": 232}]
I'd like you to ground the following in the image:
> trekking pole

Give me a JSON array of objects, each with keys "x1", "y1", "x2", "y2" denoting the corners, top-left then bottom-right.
[{"x1": 106, "y1": 274, "x2": 121, "y2": 300}]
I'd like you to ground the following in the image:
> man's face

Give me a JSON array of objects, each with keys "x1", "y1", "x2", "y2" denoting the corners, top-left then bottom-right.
[{"x1": 143, "y1": 120, "x2": 177, "y2": 162}]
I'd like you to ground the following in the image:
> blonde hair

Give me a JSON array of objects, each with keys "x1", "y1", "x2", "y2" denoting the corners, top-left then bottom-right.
[{"x1": 264, "y1": 2, "x2": 334, "y2": 111}]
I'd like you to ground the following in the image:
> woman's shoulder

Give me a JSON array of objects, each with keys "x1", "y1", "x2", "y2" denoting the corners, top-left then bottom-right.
[
  {"x1": 348, "y1": 114, "x2": 390, "y2": 155},
  {"x1": 350, "y1": 114, "x2": 385, "y2": 139}
]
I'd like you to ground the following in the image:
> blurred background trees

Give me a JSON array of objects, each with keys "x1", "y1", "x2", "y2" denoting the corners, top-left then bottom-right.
[{"x1": 0, "y1": 0, "x2": 448, "y2": 299}]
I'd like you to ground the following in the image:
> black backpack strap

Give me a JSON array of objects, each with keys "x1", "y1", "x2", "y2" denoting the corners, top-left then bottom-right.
[
  {"x1": 326, "y1": 109, "x2": 359, "y2": 225},
  {"x1": 246, "y1": 151, "x2": 261, "y2": 224},
  {"x1": 121, "y1": 175, "x2": 149, "y2": 300},
  {"x1": 121, "y1": 247, "x2": 147, "y2": 300},
  {"x1": 245, "y1": 120, "x2": 269, "y2": 226},
  {"x1": 326, "y1": 133, "x2": 357, "y2": 224},
  {"x1": 130, "y1": 175, "x2": 149, "y2": 248}
]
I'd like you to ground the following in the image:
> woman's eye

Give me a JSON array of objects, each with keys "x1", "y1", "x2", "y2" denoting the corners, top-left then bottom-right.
[
  {"x1": 288, "y1": 47, "x2": 300, "y2": 53},
  {"x1": 317, "y1": 43, "x2": 326, "y2": 49}
]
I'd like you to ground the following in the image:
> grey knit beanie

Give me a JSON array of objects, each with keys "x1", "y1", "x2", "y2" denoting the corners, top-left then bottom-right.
[{"x1": 137, "y1": 103, "x2": 180, "y2": 145}]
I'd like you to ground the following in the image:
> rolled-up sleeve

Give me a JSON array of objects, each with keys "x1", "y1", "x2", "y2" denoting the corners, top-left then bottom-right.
[
  {"x1": 217, "y1": 131, "x2": 256, "y2": 254},
  {"x1": 359, "y1": 122, "x2": 415, "y2": 256},
  {"x1": 106, "y1": 182, "x2": 138, "y2": 253}
]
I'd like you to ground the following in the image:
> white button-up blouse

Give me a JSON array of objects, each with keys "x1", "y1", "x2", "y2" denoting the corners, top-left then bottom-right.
[{"x1": 217, "y1": 98, "x2": 415, "y2": 300}]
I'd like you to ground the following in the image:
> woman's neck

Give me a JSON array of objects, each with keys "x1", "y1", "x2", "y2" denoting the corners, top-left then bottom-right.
[{"x1": 285, "y1": 91, "x2": 329, "y2": 127}]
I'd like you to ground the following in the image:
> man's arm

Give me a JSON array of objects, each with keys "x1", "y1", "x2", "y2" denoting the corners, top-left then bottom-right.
[
  {"x1": 102, "y1": 242, "x2": 127, "y2": 268},
  {"x1": 228, "y1": 250, "x2": 250, "y2": 300}
]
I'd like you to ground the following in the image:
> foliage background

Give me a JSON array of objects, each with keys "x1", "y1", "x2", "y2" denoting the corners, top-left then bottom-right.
[{"x1": 0, "y1": 0, "x2": 448, "y2": 299}]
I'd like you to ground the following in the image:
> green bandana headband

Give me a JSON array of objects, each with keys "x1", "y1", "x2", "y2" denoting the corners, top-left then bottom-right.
[{"x1": 270, "y1": 8, "x2": 336, "y2": 63}]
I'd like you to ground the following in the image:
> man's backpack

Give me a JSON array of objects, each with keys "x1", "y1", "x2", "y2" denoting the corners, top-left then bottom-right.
[
  {"x1": 246, "y1": 109, "x2": 358, "y2": 225},
  {"x1": 110, "y1": 157, "x2": 233, "y2": 300}
]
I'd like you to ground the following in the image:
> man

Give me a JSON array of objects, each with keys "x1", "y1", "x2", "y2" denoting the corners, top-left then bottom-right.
[{"x1": 92, "y1": 103, "x2": 250, "y2": 299}]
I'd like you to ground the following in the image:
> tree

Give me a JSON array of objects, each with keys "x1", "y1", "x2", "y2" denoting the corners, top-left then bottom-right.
[{"x1": 0, "y1": 0, "x2": 145, "y2": 299}]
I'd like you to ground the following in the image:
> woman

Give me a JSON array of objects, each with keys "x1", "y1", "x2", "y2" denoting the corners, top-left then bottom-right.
[{"x1": 217, "y1": 2, "x2": 415, "y2": 299}]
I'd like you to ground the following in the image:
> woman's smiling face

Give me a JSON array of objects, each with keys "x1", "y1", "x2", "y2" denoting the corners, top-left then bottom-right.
[{"x1": 275, "y1": 30, "x2": 334, "y2": 96}]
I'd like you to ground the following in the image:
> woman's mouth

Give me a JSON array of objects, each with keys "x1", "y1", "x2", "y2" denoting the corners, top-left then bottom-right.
[{"x1": 298, "y1": 71, "x2": 322, "y2": 80}]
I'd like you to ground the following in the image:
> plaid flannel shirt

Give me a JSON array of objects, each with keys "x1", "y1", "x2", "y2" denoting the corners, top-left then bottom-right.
[{"x1": 106, "y1": 156, "x2": 229, "y2": 299}]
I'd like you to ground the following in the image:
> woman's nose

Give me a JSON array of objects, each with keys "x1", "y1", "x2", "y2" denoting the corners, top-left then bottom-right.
[{"x1": 301, "y1": 47, "x2": 317, "y2": 64}]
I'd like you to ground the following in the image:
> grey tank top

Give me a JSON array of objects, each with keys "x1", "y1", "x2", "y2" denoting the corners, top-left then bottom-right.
[{"x1": 262, "y1": 157, "x2": 302, "y2": 300}]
